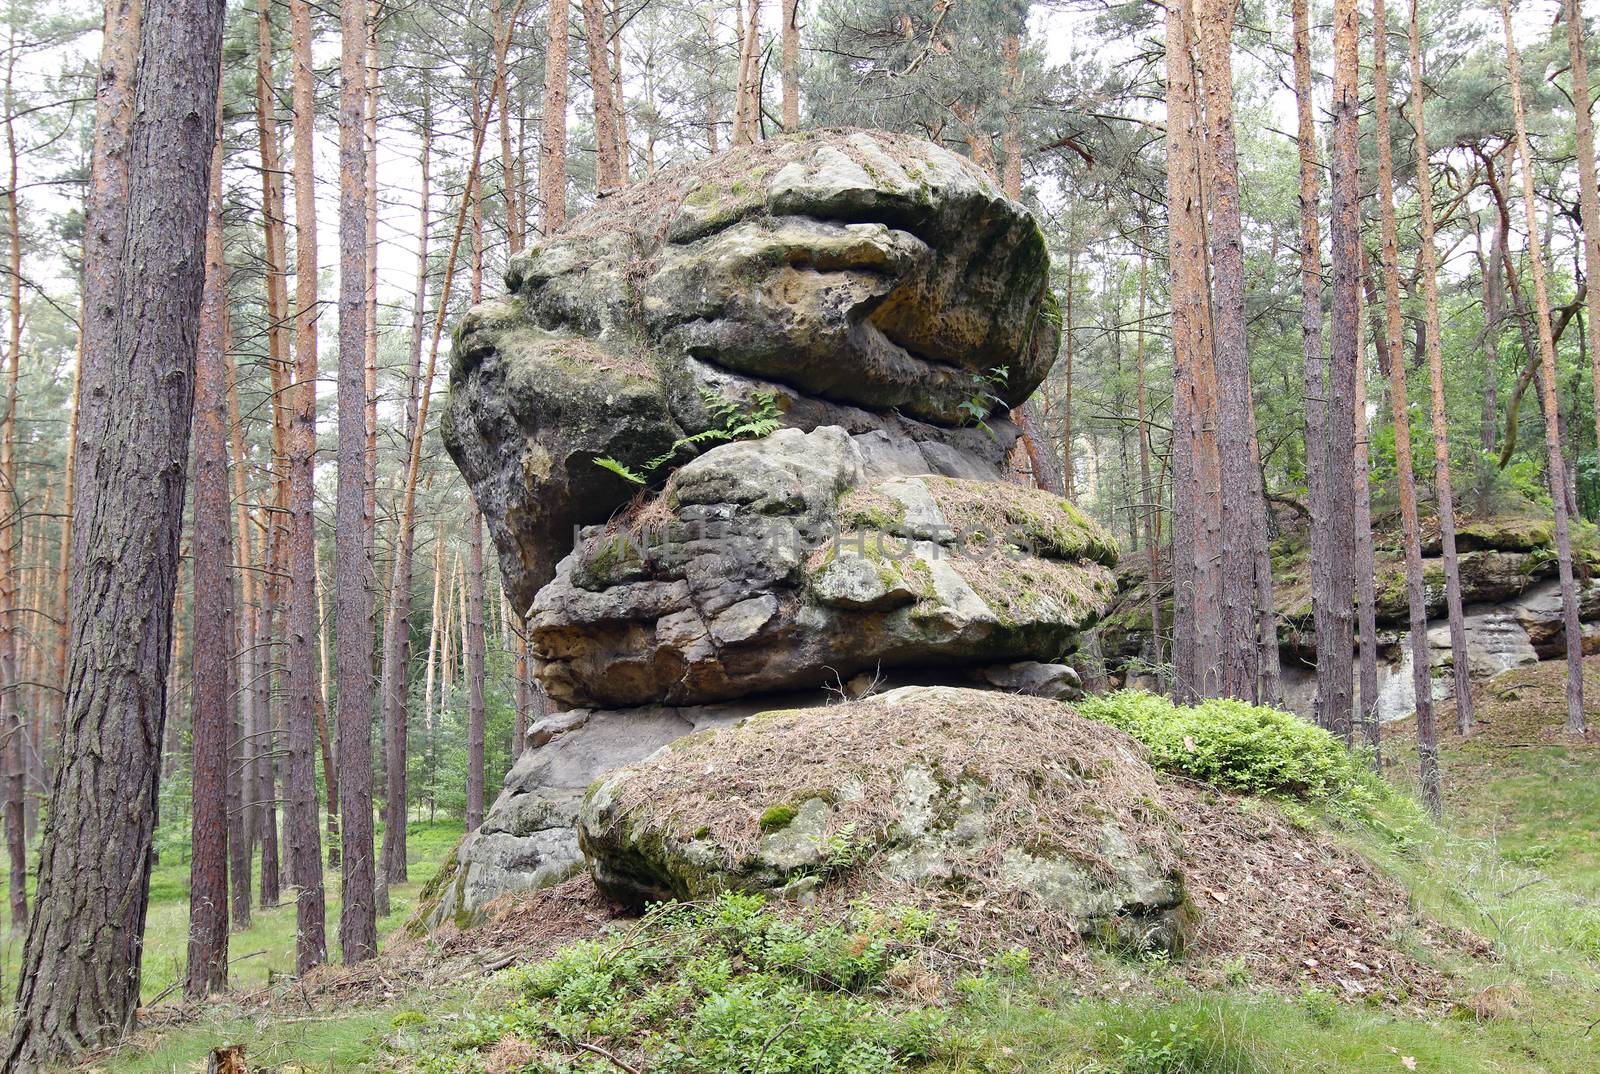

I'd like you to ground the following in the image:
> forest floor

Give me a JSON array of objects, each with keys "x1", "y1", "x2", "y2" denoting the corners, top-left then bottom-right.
[{"x1": 38, "y1": 663, "x2": 1600, "y2": 1073}]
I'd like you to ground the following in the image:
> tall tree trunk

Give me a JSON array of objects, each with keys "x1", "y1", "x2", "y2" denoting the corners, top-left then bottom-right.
[
  {"x1": 254, "y1": 0, "x2": 288, "y2": 910},
  {"x1": 1353, "y1": 276, "x2": 1381, "y2": 752},
  {"x1": 49, "y1": 362, "x2": 79, "y2": 800},
  {"x1": 1001, "y1": 32, "x2": 1021, "y2": 197},
  {"x1": 335, "y1": 0, "x2": 378, "y2": 964},
  {"x1": 1408, "y1": 0, "x2": 1474, "y2": 736},
  {"x1": 223, "y1": 302, "x2": 257, "y2": 929},
  {"x1": 1164, "y1": 0, "x2": 1223, "y2": 701},
  {"x1": 494, "y1": 0, "x2": 520, "y2": 252},
  {"x1": 1322, "y1": 0, "x2": 1361, "y2": 740},
  {"x1": 0, "y1": 38, "x2": 25, "y2": 933},
  {"x1": 611, "y1": 3, "x2": 630, "y2": 185},
  {"x1": 541, "y1": 0, "x2": 569, "y2": 231},
  {"x1": 423, "y1": 534, "x2": 444, "y2": 817},
  {"x1": 1501, "y1": 0, "x2": 1586, "y2": 737},
  {"x1": 286, "y1": 0, "x2": 328, "y2": 973},
  {"x1": 314, "y1": 544, "x2": 339, "y2": 866},
  {"x1": 1133, "y1": 254, "x2": 1164, "y2": 689},
  {"x1": 380, "y1": 97, "x2": 432, "y2": 893},
  {"x1": 705, "y1": 1, "x2": 720, "y2": 152},
  {"x1": 1375, "y1": 0, "x2": 1439, "y2": 808},
  {"x1": 365, "y1": 1, "x2": 389, "y2": 922},
  {"x1": 1292, "y1": 0, "x2": 1334, "y2": 731},
  {"x1": 781, "y1": 0, "x2": 799, "y2": 131},
  {"x1": 466, "y1": 509, "x2": 487, "y2": 832},
  {"x1": 1, "y1": 0, "x2": 224, "y2": 1062},
  {"x1": 1195, "y1": 0, "x2": 1274, "y2": 702},
  {"x1": 1061, "y1": 244, "x2": 1076, "y2": 500},
  {"x1": 1567, "y1": 0, "x2": 1600, "y2": 503},
  {"x1": 187, "y1": 99, "x2": 232, "y2": 1000},
  {"x1": 732, "y1": 0, "x2": 761, "y2": 146},
  {"x1": 582, "y1": 0, "x2": 622, "y2": 194}
]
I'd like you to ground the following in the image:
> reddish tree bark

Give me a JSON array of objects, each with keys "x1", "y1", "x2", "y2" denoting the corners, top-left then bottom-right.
[
  {"x1": 1408, "y1": 0, "x2": 1473, "y2": 736},
  {"x1": 253, "y1": 0, "x2": 287, "y2": 909},
  {"x1": 1164, "y1": 0, "x2": 1223, "y2": 701},
  {"x1": 582, "y1": 0, "x2": 622, "y2": 193},
  {"x1": 541, "y1": 0, "x2": 569, "y2": 232},
  {"x1": 1566, "y1": 0, "x2": 1600, "y2": 496},
  {"x1": 286, "y1": 0, "x2": 328, "y2": 973},
  {"x1": 2, "y1": 0, "x2": 225, "y2": 1062},
  {"x1": 782, "y1": 0, "x2": 800, "y2": 131},
  {"x1": 1375, "y1": 0, "x2": 1439, "y2": 809},
  {"x1": 1501, "y1": 0, "x2": 1586, "y2": 737},
  {"x1": 188, "y1": 108, "x2": 234, "y2": 997},
  {"x1": 1292, "y1": 0, "x2": 1334, "y2": 731},
  {"x1": 1324, "y1": 0, "x2": 1361, "y2": 740},
  {"x1": 1194, "y1": 0, "x2": 1275, "y2": 702}
]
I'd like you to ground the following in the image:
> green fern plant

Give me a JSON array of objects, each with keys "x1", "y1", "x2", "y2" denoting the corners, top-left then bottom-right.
[
  {"x1": 593, "y1": 389, "x2": 782, "y2": 487},
  {"x1": 593, "y1": 455, "x2": 648, "y2": 486},
  {"x1": 958, "y1": 365, "x2": 1010, "y2": 438}
]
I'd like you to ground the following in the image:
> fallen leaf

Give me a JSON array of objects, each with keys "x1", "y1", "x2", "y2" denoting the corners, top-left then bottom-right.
[{"x1": 1400, "y1": 1058, "x2": 1417, "y2": 1071}]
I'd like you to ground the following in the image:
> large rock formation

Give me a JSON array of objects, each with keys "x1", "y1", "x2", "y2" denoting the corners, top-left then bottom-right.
[
  {"x1": 443, "y1": 129, "x2": 1058, "y2": 613},
  {"x1": 432, "y1": 130, "x2": 1107, "y2": 925}
]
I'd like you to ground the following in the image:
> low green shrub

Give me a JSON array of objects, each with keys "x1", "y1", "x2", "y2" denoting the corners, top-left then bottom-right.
[{"x1": 1075, "y1": 690, "x2": 1389, "y2": 810}]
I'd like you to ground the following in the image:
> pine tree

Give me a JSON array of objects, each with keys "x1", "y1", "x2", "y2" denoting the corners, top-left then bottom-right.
[
  {"x1": 285, "y1": 0, "x2": 329, "y2": 973},
  {"x1": 1500, "y1": 0, "x2": 1586, "y2": 737},
  {"x1": 335, "y1": 0, "x2": 378, "y2": 964},
  {"x1": 1375, "y1": 0, "x2": 1439, "y2": 810},
  {"x1": 3, "y1": 0, "x2": 226, "y2": 1062}
]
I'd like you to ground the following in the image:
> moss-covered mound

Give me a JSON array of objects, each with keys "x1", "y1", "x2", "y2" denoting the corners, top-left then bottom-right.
[{"x1": 578, "y1": 686, "x2": 1189, "y2": 953}]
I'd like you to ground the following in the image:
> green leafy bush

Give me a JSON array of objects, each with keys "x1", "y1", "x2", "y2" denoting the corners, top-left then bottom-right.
[{"x1": 1075, "y1": 690, "x2": 1384, "y2": 808}]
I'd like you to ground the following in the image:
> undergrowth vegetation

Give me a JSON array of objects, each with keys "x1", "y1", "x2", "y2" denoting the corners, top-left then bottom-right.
[
  {"x1": 93, "y1": 673, "x2": 1600, "y2": 1074},
  {"x1": 1076, "y1": 690, "x2": 1397, "y2": 814},
  {"x1": 390, "y1": 893, "x2": 950, "y2": 1074}
]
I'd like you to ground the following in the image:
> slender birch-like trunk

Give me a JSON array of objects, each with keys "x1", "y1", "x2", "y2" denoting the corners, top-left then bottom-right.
[{"x1": 1408, "y1": 0, "x2": 1473, "y2": 736}]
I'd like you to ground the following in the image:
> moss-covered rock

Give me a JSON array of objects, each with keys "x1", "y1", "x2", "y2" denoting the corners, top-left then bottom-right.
[
  {"x1": 577, "y1": 687, "x2": 1190, "y2": 953},
  {"x1": 444, "y1": 129, "x2": 1060, "y2": 611}
]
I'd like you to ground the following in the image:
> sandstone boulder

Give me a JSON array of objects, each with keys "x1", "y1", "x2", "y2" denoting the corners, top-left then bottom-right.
[
  {"x1": 577, "y1": 686, "x2": 1190, "y2": 952},
  {"x1": 442, "y1": 129, "x2": 1058, "y2": 610},
  {"x1": 529, "y1": 427, "x2": 1118, "y2": 709}
]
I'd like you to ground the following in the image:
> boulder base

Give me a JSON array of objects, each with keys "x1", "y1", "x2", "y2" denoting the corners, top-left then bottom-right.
[{"x1": 577, "y1": 686, "x2": 1190, "y2": 952}]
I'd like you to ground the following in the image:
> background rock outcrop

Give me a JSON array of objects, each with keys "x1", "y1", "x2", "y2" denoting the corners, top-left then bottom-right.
[
  {"x1": 1099, "y1": 514, "x2": 1600, "y2": 720},
  {"x1": 432, "y1": 129, "x2": 1108, "y2": 925}
]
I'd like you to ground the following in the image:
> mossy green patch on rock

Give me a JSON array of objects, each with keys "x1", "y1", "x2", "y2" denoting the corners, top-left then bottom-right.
[{"x1": 1453, "y1": 516, "x2": 1554, "y2": 553}]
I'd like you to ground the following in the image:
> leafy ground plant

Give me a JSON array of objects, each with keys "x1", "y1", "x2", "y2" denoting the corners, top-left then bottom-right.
[{"x1": 389, "y1": 892, "x2": 949, "y2": 1074}]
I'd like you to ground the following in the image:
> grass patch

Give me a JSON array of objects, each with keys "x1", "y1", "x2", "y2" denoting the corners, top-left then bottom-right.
[
  {"x1": 0, "y1": 819, "x2": 464, "y2": 1008},
  {"x1": 386, "y1": 892, "x2": 948, "y2": 1074}
]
